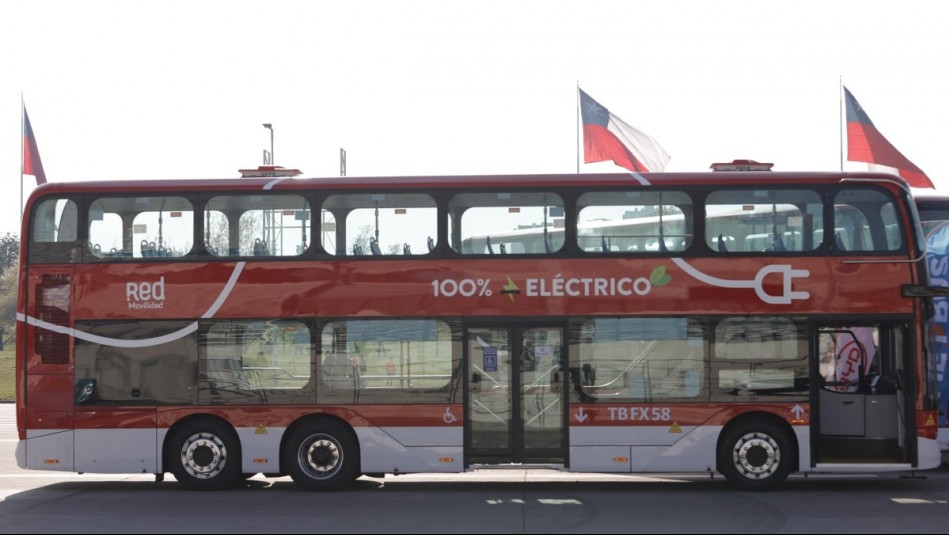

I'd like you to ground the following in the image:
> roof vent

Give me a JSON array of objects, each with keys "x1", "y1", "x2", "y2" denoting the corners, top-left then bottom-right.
[
  {"x1": 238, "y1": 165, "x2": 303, "y2": 178},
  {"x1": 710, "y1": 160, "x2": 774, "y2": 172}
]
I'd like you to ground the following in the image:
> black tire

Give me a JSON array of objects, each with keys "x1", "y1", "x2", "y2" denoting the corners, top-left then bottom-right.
[
  {"x1": 718, "y1": 417, "x2": 794, "y2": 490},
  {"x1": 168, "y1": 419, "x2": 242, "y2": 491},
  {"x1": 283, "y1": 420, "x2": 359, "y2": 491}
]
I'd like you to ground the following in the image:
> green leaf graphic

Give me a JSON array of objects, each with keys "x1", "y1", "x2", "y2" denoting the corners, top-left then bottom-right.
[{"x1": 650, "y1": 266, "x2": 672, "y2": 287}]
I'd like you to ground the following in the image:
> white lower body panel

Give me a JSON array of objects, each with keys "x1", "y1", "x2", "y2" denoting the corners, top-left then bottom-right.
[
  {"x1": 236, "y1": 427, "x2": 286, "y2": 474},
  {"x1": 570, "y1": 426, "x2": 719, "y2": 472},
  {"x1": 916, "y1": 437, "x2": 942, "y2": 470},
  {"x1": 75, "y1": 429, "x2": 157, "y2": 473},
  {"x1": 357, "y1": 427, "x2": 463, "y2": 474},
  {"x1": 938, "y1": 428, "x2": 949, "y2": 452},
  {"x1": 23, "y1": 429, "x2": 74, "y2": 471}
]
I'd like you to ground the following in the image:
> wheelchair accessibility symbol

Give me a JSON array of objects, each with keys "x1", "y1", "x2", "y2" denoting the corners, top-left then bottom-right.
[{"x1": 443, "y1": 407, "x2": 458, "y2": 424}]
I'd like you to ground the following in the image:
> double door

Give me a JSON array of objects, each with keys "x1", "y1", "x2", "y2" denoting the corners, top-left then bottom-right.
[{"x1": 465, "y1": 325, "x2": 567, "y2": 465}]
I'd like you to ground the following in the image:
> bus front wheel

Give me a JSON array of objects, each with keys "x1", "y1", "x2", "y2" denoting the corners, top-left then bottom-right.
[
  {"x1": 283, "y1": 420, "x2": 359, "y2": 491},
  {"x1": 168, "y1": 419, "x2": 242, "y2": 491},
  {"x1": 718, "y1": 417, "x2": 793, "y2": 490}
]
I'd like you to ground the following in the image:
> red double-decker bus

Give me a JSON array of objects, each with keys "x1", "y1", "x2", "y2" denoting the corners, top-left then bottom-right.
[{"x1": 15, "y1": 168, "x2": 942, "y2": 490}]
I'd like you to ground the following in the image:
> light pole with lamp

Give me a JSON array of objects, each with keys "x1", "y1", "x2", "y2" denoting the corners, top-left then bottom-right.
[
  {"x1": 261, "y1": 123, "x2": 275, "y2": 263},
  {"x1": 262, "y1": 123, "x2": 274, "y2": 165}
]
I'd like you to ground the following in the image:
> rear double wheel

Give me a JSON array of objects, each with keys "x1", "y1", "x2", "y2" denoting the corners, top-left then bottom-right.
[{"x1": 283, "y1": 420, "x2": 359, "y2": 491}]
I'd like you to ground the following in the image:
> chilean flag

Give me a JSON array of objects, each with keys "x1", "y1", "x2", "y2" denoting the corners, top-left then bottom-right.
[
  {"x1": 844, "y1": 87, "x2": 932, "y2": 189},
  {"x1": 23, "y1": 105, "x2": 47, "y2": 185},
  {"x1": 579, "y1": 88, "x2": 670, "y2": 173}
]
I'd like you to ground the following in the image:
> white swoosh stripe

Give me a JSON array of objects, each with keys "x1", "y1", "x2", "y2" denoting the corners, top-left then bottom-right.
[
  {"x1": 630, "y1": 173, "x2": 650, "y2": 185},
  {"x1": 671, "y1": 257, "x2": 754, "y2": 288},
  {"x1": 201, "y1": 261, "x2": 245, "y2": 318},
  {"x1": 17, "y1": 313, "x2": 198, "y2": 348},
  {"x1": 17, "y1": 261, "x2": 246, "y2": 348},
  {"x1": 263, "y1": 177, "x2": 287, "y2": 190}
]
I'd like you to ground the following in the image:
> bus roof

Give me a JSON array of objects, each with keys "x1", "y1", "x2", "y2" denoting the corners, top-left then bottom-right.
[{"x1": 26, "y1": 171, "x2": 910, "y2": 198}]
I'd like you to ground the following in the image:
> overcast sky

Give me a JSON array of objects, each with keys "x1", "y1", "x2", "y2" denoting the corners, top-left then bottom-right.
[{"x1": 2, "y1": 0, "x2": 947, "y2": 237}]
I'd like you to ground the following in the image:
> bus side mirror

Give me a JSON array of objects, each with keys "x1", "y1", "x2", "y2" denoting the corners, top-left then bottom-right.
[{"x1": 74, "y1": 378, "x2": 97, "y2": 405}]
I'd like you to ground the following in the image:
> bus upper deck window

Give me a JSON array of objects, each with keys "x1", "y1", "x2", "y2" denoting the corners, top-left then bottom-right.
[
  {"x1": 448, "y1": 192, "x2": 565, "y2": 255},
  {"x1": 577, "y1": 191, "x2": 692, "y2": 254},
  {"x1": 32, "y1": 198, "x2": 78, "y2": 243}
]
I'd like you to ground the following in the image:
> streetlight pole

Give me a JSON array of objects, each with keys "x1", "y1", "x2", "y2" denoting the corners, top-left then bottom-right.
[
  {"x1": 262, "y1": 123, "x2": 274, "y2": 165},
  {"x1": 261, "y1": 123, "x2": 275, "y2": 251}
]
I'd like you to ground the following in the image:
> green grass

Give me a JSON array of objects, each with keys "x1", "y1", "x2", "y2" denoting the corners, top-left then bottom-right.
[{"x1": 0, "y1": 349, "x2": 14, "y2": 401}]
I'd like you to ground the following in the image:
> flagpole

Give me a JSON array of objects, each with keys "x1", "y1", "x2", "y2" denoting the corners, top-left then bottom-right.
[
  {"x1": 839, "y1": 76, "x2": 844, "y2": 172},
  {"x1": 20, "y1": 94, "x2": 24, "y2": 225},
  {"x1": 572, "y1": 80, "x2": 580, "y2": 174}
]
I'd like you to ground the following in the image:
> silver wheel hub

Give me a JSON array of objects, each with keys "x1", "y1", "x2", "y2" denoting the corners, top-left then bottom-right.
[
  {"x1": 298, "y1": 434, "x2": 342, "y2": 479},
  {"x1": 180, "y1": 432, "x2": 228, "y2": 480},
  {"x1": 732, "y1": 431, "x2": 780, "y2": 479}
]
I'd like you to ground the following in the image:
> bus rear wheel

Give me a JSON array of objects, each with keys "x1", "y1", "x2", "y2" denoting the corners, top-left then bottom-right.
[
  {"x1": 283, "y1": 420, "x2": 359, "y2": 491},
  {"x1": 168, "y1": 419, "x2": 241, "y2": 491},
  {"x1": 718, "y1": 417, "x2": 793, "y2": 490}
]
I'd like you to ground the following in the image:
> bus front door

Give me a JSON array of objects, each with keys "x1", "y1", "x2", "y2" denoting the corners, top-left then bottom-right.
[
  {"x1": 814, "y1": 325, "x2": 912, "y2": 465},
  {"x1": 465, "y1": 325, "x2": 567, "y2": 466}
]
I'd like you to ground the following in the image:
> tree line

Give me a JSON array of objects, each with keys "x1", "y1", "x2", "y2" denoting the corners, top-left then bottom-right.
[{"x1": 0, "y1": 233, "x2": 18, "y2": 350}]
